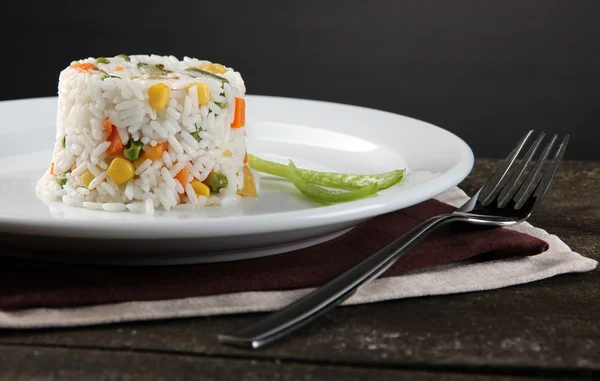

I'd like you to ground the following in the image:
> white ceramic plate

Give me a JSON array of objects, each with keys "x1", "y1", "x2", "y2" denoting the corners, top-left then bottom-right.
[{"x1": 0, "y1": 95, "x2": 473, "y2": 265}]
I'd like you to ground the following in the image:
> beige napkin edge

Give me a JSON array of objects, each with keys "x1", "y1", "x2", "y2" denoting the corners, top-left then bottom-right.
[{"x1": 1, "y1": 187, "x2": 596, "y2": 329}]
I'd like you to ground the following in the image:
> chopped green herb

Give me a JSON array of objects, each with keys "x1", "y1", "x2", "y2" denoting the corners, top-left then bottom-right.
[
  {"x1": 155, "y1": 64, "x2": 173, "y2": 73},
  {"x1": 146, "y1": 76, "x2": 172, "y2": 80},
  {"x1": 123, "y1": 140, "x2": 143, "y2": 161},
  {"x1": 92, "y1": 66, "x2": 109, "y2": 75},
  {"x1": 215, "y1": 102, "x2": 227, "y2": 109},
  {"x1": 204, "y1": 172, "x2": 228, "y2": 193},
  {"x1": 117, "y1": 54, "x2": 131, "y2": 62},
  {"x1": 190, "y1": 125, "x2": 203, "y2": 142},
  {"x1": 96, "y1": 57, "x2": 110, "y2": 64},
  {"x1": 190, "y1": 130, "x2": 201, "y2": 142},
  {"x1": 137, "y1": 62, "x2": 172, "y2": 76},
  {"x1": 62, "y1": 135, "x2": 66, "y2": 148},
  {"x1": 184, "y1": 67, "x2": 229, "y2": 84},
  {"x1": 101, "y1": 74, "x2": 121, "y2": 80}
]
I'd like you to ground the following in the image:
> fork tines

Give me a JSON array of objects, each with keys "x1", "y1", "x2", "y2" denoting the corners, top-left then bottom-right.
[{"x1": 479, "y1": 130, "x2": 569, "y2": 210}]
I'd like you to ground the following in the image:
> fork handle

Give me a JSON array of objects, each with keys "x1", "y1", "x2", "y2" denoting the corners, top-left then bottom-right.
[{"x1": 218, "y1": 213, "x2": 459, "y2": 349}]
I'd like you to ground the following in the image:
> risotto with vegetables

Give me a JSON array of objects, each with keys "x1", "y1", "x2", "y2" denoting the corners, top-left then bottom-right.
[{"x1": 36, "y1": 54, "x2": 258, "y2": 215}]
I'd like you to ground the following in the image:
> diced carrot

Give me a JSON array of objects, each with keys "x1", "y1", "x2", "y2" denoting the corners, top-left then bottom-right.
[
  {"x1": 175, "y1": 167, "x2": 190, "y2": 190},
  {"x1": 231, "y1": 97, "x2": 245, "y2": 128},
  {"x1": 161, "y1": 142, "x2": 169, "y2": 152},
  {"x1": 71, "y1": 164, "x2": 77, "y2": 172},
  {"x1": 144, "y1": 144, "x2": 166, "y2": 161},
  {"x1": 243, "y1": 151, "x2": 248, "y2": 164},
  {"x1": 115, "y1": 66, "x2": 124, "y2": 71},
  {"x1": 49, "y1": 162, "x2": 54, "y2": 175},
  {"x1": 70, "y1": 62, "x2": 95, "y2": 73},
  {"x1": 103, "y1": 117, "x2": 124, "y2": 155},
  {"x1": 103, "y1": 118, "x2": 113, "y2": 134},
  {"x1": 106, "y1": 128, "x2": 124, "y2": 156}
]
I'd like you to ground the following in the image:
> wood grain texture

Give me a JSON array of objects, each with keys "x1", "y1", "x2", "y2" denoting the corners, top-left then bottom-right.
[
  {"x1": 0, "y1": 345, "x2": 585, "y2": 381},
  {"x1": 0, "y1": 160, "x2": 598, "y2": 380}
]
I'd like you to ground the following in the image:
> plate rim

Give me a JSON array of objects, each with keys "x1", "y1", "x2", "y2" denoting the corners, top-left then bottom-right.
[{"x1": 0, "y1": 95, "x2": 474, "y2": 239}]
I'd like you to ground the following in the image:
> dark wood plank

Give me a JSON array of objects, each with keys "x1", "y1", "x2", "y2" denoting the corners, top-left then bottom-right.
[
  {"x1": 0, "y1": 345, "x2": 564, "y2": 381},
  {"x1": 0, "y1": 160, "x2": 598, "y2": 375}
]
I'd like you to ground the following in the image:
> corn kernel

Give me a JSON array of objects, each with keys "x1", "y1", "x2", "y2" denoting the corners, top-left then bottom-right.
[
  {"x1": 80, "y1": 171, "x2": 95, "y2": 188},
  {"x1": 191, "y1": 180, "x2": 210, "y2": 198},
  {"x1": 199, "y1": 63, "x2": 226, "y2": 74},
  {"x1": 189, "y1": 82, "x2": 210, "y2": 105},
  {"x1": 107, "y1": 157, "x2": 135, "y2": 185},
  {"x1": 223, "y1": 149, "x2": 233, "y2": 158},
  {"x1": 148, "y1": 83, "x2": 170, "y2": 110}
]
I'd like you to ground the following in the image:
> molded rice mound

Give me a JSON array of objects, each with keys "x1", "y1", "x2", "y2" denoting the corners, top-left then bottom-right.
[{"x1": 36, "y1": 54, "x2": 257, "y2": 215}]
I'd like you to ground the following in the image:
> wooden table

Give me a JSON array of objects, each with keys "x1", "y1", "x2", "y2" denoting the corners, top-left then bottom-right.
[{"x1": 0, "y1": 159, "x2": 598, "y2": 380}]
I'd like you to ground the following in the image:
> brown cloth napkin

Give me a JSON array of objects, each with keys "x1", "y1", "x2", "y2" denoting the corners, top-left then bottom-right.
[{"x1": 0, "y1": 198, "x2": 548, "y2": 312}]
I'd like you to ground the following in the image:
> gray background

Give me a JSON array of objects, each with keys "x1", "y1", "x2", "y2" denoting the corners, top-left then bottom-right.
[{"x1": 3, "y1": 0, "x2": 598, "y2": 160}]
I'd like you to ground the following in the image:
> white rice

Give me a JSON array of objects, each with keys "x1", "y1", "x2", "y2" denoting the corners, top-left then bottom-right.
[
  {"x1": 83, "y1": 202, "x2": 103, "y2": 210},
  {"x1": 127, "y1": 202, "x2": 147, "y2": 213},
  {"x1": 102, "y1": 203, "x2": 128, "y2": 212},
  {"x1": 36, "y1": 54, "x2": 254, "y2": 214},
  {"x1": 144, "y1": 198, "x2": 155, "y2": 215},
  {"x1": 88, "y1": 172, "x2": 107, "y2": 190}
]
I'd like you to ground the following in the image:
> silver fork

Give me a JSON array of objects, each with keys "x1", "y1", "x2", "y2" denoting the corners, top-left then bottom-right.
[{"x1": 218, "y1": 130, "x2": 569, "y2": 349}]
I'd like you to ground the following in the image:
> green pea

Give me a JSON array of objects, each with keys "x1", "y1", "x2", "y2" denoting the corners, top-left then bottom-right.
[
  {"x1": 117, "y1": 54, "x2": 131, "y2": 62},
  {"x1": 123, "y1": 140, "x2": 143, "y2": 161},
  {"x1": 57, "y1": 172, "x2": 68, "y2": 188},
  {"x1": 215, "y1": 102, "x2": 227, "y2": 109},
  {"x1": 205, "y1": 172, "x2": 228, "y2": 193},
  {"x1": 96, "y1": 57, "x2": 110, "y2": 64}
]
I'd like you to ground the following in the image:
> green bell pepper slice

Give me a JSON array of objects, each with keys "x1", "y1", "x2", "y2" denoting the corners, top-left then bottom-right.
[
  {"x1": 286, "y1": 161, "x2": 378, "y2": 203},
  {"x1": 248, "y1": 154, "x2": 405, "y2": 190}
]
